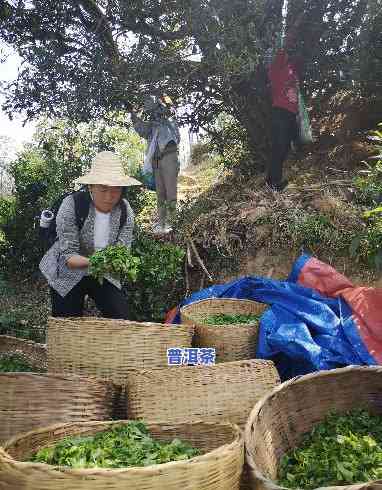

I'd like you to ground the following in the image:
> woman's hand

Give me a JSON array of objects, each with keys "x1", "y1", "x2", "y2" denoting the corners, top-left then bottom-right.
[{"x1": 66, "y1": 255, "x2": 90, "y2": 270}]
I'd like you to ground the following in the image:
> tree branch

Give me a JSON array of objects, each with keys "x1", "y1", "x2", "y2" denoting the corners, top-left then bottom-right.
[{"x1": 74, "y1": 0, "x2": 120, "y2": 61}]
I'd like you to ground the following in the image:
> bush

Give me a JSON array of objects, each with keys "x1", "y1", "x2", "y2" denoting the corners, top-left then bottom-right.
[
  {"x1": 354, "y1": 174, "x2": 382, "y2": 206},
  {"x1": 0, "y1": 272, "x2": 49, "y2": 341},
  {"x1": 190, "y1": 142, "x2": 211, "y2": 166},
  {"x1": 351, "y1": 207, "x2": 382, "y2": 271},
  {"x1": 205, "y1": 113, "x2": 253, "y2": 174},
  {"x1": 0, "y1": 196, "x2": 15, "y2": 225},
  {"x1": 0, "y1": 309, "x2": 46, "y2": 343},
  {"x1": 350, "y1": 124, "x2": 382, "y2": 270},
  {"x1": 273, "y1": 209, "x2": 354, "y2": 257},
  {"x1": 354, "y1": 123, "x2": 382, "y2": 206},
  {"x1": 125, "y1": 229, "x2": 185, "y2": 322},
  {"x1": 125, "y1": 187, "x2": 157, "y2": 227}
]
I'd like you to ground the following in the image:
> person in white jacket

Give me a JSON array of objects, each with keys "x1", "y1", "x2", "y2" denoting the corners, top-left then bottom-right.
[{"x1": 131, "y1": 95, "x2": 181, "y2": 235}]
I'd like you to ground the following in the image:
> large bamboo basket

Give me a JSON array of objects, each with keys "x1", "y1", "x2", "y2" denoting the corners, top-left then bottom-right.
[
  {"x1": 0, "y1": 373, "x2": 116, "y2": 445},
  {"x1": 180, "y1": 298, "x2": 266, "y2": 362},
  {"x1": 48, "y1": 317, "x2": 194, "y2": 384},
  {"x1": 127, "y1": 359, "x2": 280, "y2": 429},
  {"x1": 0, "y1": 420, "x2": 244, "y2": 490},
  {"x1": 0, "y1": 335, "x2": 47, "y2": 371},
  {"x1": 245, "y1": 366, "x2": 382, "y2": 490}
]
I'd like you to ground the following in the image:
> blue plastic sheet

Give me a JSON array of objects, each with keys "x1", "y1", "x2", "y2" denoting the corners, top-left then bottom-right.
[{"x1": 172, "y1": 254, "x2": 376, "y2": 380}]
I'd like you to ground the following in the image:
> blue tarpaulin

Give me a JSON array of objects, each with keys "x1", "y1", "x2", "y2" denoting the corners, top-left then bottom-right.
[{"x1": 171, "y1": 254, "x2": 376, "y2": 380}]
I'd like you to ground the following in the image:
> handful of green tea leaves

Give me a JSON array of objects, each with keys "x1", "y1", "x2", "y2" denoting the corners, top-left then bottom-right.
[
  {"x1": 31, "y1": 421, "x2": 200, "y2": 469},
  {"x1": 0, "y1": 354, "x2": 33, "y2": 372},
  {"x1": 88, "y1": 245, "x2": 141, "y2": 284},
  {"x1": 278, "y1": 409, "x2": 382, "y2": 489},
  {"x1": 202, "y1": 313, "x2": 261, "y2": 326}
]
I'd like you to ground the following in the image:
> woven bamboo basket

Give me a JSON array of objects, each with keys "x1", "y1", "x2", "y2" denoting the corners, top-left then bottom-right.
[
  {"x1": 0, "y1": 420, "x2": 244, "y2": 490},
  {"x1": 245, "y1": 366, "x2": 382, "y2": 490},
  {"x1": 0, "y1": 373, "x2": 116, "y2": 445},
  {"x1": 47, "y1": 317, "x2": 194, "y2": 384},
  {"x1": 127, "y1": 359, "x2": 280, "y2": 428},
  {"x1": 0, "y1": 335, "x2": 47, "y2": 371},
  {"x1": 180, "y1": 298, "x2": 266, "y2": 362}
]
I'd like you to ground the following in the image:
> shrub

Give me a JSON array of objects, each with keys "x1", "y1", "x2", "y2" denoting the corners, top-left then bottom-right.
[
  {"x1": 351, "y1": 207, "x2": 382, "y2": 270},
  {"x1": 125, "y1": 229, "x2": 185, "y2": 322},
  {"x1": 354, "y1": 123, "x2": 382, "y2": 206},
  {"x1": 351, "y1": 123, "x2": 382, "y2": 270},
  {"x1": 190, "y1": 142, "x2": 211, "y2": 166}
]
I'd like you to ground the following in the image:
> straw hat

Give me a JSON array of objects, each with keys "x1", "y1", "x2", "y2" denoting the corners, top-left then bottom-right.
[{"x1": 75, "y1": 151, "x2": 142, "y2": 187}]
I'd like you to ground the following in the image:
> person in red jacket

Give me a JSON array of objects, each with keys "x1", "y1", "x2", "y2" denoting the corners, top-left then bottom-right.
[{"x1": 267, "y1": 15, "x2": 304, "y2": 192}]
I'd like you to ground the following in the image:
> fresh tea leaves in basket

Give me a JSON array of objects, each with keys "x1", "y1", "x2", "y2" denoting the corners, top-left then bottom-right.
[
  {"x1": 278, "y1": 409, "x2": 382, "y2": 490},
  {"x1": 201, "y1": 313, "x2": 262, "y2": 326},
  {"x1": 0, "y1": 354, "x2": 33, "y2": 372},
  {"x1": 31, "y1": 421, "x2": 201, "y2": 469},
  {"x1": 88, "y1": 245, "x2": 141, "y2": 284}
]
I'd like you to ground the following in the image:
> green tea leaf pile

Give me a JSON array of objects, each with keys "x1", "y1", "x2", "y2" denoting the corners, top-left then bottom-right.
[
  {"x1": 31, "y1": 421, "x2": 201, "y2": 469},
  {"x1": 0, "y1": 354, "x2": 33, "y2": 372},
  {"x1": 279, "y1": 409, "x2": 382, "y2": 489},
  {"x1": 202, "y1": 313, "x2": 261, "y2": 325},
  {"x1": 88, "y1": 245, "x2": 141, "y2": 284}
]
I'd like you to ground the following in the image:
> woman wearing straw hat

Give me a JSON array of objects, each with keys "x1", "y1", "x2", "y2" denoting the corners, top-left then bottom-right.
[{"x1": 39, "y1": 151, "x2": 141, "y2": 318}]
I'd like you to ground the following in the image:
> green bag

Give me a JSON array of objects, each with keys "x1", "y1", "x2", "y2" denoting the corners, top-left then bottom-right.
[{"x1": 298, "y1": 91, "x2": 313, "y2": 144}]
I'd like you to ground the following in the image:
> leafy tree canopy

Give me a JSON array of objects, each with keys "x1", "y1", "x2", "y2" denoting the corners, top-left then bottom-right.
[{"x1": 0, "y1": 0, "x2": 374, "y2": 166}]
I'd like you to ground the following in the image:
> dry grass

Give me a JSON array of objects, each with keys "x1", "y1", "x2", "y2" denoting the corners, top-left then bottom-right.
[{"x1": 176, "y1": 101, "x2": 380, "y2": 287}]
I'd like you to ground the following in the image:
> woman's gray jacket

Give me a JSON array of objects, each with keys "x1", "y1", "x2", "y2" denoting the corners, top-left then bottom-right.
[{"x1": 39, "y1": 195, "x2": 135, "y2": 298}]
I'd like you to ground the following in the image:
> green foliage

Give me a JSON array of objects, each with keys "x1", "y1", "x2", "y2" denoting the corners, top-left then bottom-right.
[
  {"x1": 88, "y1": 231, "x2": 185, "y2": 322},
  {"x1": 0, "y1": 196, "x2": 15, "y2": 225},
  {"x1": 358, "y1": 2, "x2": 382, "y2": 97},
  {"x1": 354, "y1": 123, "x2": 382, "y2": 206},
  {"x1": 190, "y1": 142, "x2": 211, "y2": 166},
  {"x1": 0, "y1": 354, "x2": 34, "y2": 373},
  {"x1": 287, "y1": 214, "x2": 336, "y2": 251},
  {"x1": 205, "y1": 113, "x2": 253, "y2": 172},
  {"x1": 0, "y1": 309, "x2": 46, "y2": 343},
  {"x1": 0, "y1": 273, "x2": 10, "y2": 295},
  {"x1": 125, "y1": 187, "x2": 157, "y2": 227},
  {"x1": 0, "y1": 283, "x2": 48, "y2": 358},
  {"x1": 89, "y1": 245, "x2": 141, "y2": 285},
  {"x1": 0, "y1": 196, "x2": 13, "y2": 246},
  {"x1": 126, "y1": 230, "x2": 185, "y2": 322},
  {"x1": 351, "y1": 208, "x2": 382, "y2": 270},
  {"x1": 279, "y1": 409, "x2": 382, "y2": 489},
  {"x1": 202, "y1": 313, "x2": 261, "y2": 326},
  {"x1": 0, "y1": 274, "x2": 48, "y2": 342},
  {"x1": 31, "y1": 421, "x2": 200, "y2": 469},
  {"x1": 351, "y1": 123, "x2": 382, "y2": 270},
  {"x1": 1, "y1": 0, "x2": 373, "y2": 167},
  {"x1": 277, "y1": 211, "x2": 353, "y2": 256},
  {"x1": 354, "y1": 174, "x2": 382, "y2": 207}
]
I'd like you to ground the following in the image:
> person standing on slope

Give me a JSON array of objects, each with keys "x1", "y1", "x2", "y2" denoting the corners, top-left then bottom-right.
[
  {"x1": 267, "y1": 14, "x2": 305, "y2": 192},
  {"x1": 131, "y1": 95, "x2": 181, "y2": 235}
]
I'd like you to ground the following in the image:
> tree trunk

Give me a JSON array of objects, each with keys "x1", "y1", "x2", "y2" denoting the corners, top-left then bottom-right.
[{"x1": 230, "y1": 65, "x2": 272, "y2": 173}]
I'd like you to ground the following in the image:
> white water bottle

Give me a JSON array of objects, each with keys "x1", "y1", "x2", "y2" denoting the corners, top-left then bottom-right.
[{"x1": 40, "y1": 210, "x2": 54, "y2": 228}]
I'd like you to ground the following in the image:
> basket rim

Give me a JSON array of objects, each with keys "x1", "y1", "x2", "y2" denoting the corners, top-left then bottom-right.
[
  {"x1": 126, "y1": 358, "x2": 277, "y2": 377},
  {"x1": 180, "y1": 298, "x2": 265, "y2": 310},
  {"x1": 0, "y1": 372, "x2": 113, "y2": 385},
  {"x1": 0, "y1": 335, "x2": 47, "y2": 371},
  {"x1": 48, "y1": 317, "x2": 194, "y2": 332},
  {"x1": 180, "y1": 298, "x2": 266, "y2": 329},
  {"x1": 2, "y1": 419, "x2": 243, "y2": 477},
  {"x1": 0, "y1": 334, "x2": 46, "y2": 349},
  {"x1": 244, "y1": 365, "x2": 382, "y2": 490}
]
